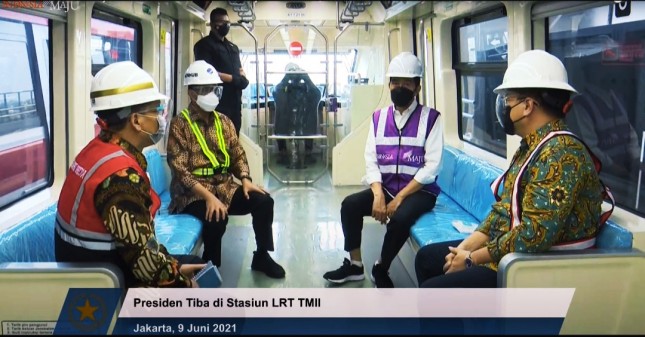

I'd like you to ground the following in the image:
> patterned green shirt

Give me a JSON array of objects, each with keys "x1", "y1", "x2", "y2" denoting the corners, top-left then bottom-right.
[{"x1": 476, "y1": 119, "x2": 603, "y2": 271}]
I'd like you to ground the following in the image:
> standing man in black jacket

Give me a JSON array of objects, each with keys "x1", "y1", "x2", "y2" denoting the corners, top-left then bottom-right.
[{"x1": 194, "y1": 7, "x2": 249, "y2": 135}]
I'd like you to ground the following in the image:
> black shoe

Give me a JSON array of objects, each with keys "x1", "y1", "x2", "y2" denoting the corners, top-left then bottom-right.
[
  {"x1": 251, "y1": 251, "x2": 286, "y2": 279},
  {"x1": 371, "y1": 262, "x2": 394, "y2": 288},
  {"x1": 323, "y1": 258, "x2": 365, "y2": 283}
]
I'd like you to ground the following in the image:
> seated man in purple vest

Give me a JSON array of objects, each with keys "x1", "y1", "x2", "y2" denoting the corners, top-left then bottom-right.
[{"x1": 323, "y1": 52, "x2": 444, "y2": 288}]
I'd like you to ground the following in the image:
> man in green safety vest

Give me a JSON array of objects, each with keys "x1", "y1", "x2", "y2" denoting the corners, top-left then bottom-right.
[{"x1": 167, "y1": 60, "x2": 285, "y2": 279}]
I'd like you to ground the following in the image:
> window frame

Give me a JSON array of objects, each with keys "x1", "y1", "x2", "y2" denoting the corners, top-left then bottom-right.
[
  {"x1": 90, "y1": 8, "x2": 143, "y2": 74},
  {"x1": 0, "y1": 10, "x2": 53, "y2": 211},
  {"x1": 452, "y1": 7, "x2": 509, "y2": 157},
  {"x1": 539, "y1": 1, "x2": 645, "y2": 217}
]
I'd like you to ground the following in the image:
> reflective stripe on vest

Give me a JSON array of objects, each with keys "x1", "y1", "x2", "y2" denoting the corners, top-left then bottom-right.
[
  {"x1": 57, "y1": 150, "x2": 130, "y2": 250},
  {"x1": 192, "y1": 167, "x2": 218, "y2": 176},
  {"x1": 180, "y1": 108, "x2": 230, "y2": 173},
  {"x1": 55, "y1": 215, "x2": 115, "y2": 251},
  {"x1": 490, "y1": 130, "x2": 616, "y2": 251},
  {"x1": 70, "y1": 150, "x2": 127, "y2": 230},
  {"x1": 56, "y1": 138, "x2": 161, "y2": 251}
]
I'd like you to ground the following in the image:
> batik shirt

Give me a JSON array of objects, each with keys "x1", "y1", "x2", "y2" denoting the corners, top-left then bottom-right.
[
  {"x1": 167, "y1": 104, "x2": 250, "y2": 213},
  {"x1": 476, "y1": 119, "x2": 603, "y2": 271},
  {"x1": 94, "y1": 132, "x2": 192, "y2": 287}
]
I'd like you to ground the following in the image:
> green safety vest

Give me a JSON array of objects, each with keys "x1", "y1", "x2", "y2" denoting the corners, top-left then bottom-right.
[{"x1": 180, "y1": 108, "x2": 230, "y2": 176}]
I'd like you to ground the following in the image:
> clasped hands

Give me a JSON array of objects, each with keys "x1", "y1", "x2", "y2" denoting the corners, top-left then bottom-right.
[
  {"x1": 443, "y1": 246, "x2": 471, "y2": 274},
  {"x1": 371, "y1": 194, "x2": 403, "y2": 225}
]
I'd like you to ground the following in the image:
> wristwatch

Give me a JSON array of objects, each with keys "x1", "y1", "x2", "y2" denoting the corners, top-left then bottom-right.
[
  {"x1": 240, "y1": 175, "x2": 252, "y2": 182},
  {"x1": 465, "y1": 251, "x2": 474, "y2": 268}
]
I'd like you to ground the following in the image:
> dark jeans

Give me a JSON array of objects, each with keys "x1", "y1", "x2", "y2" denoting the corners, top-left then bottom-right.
[
  {"x1": 415, "y1": 240, "x2": 497, "y2": 288},
  {"x1": 182, "y1": 187, "x2": 275, "y2": 267},
  {"x1": 341, "y1": 188, "x2": 437, "y2": 269}
]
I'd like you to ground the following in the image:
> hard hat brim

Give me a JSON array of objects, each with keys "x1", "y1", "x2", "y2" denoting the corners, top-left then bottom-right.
[
  {"x1": 387, "y1": 71, "x2": 422, "y2": 78},
  {"x1": 493, "y1": 80, "x2": 578, "y2": 95},
  {"x1": 91, "y1": 92, "x2": 168, "y2": 112}
]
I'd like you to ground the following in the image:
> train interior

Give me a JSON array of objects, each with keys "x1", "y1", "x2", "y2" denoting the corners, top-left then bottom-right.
[{"x1": 0, "y1": 0, "x2": 644, "y2": 334}]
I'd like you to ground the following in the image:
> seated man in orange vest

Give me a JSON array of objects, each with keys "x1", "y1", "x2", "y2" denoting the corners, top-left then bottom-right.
[
  {"x1": 167, "y1": 60, "x2": 285, "y2": 279},
  {"x1": 55, "y1": 61, "x2": 205, "y2": 288}
]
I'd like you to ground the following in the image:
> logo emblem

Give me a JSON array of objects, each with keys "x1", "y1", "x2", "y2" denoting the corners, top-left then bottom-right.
[{"x1": 67, "y1": 293, "x2": 108, "y2": 332}]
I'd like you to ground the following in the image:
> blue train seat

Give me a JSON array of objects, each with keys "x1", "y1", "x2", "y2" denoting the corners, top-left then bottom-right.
[
  {"x1": 0, "y1": 203, "x2": 58, "y2": 263},
  {"x1": 409, "y1": 145, "x2": 633, "y2": 250},
  {"x1": 401, "y1": 146, "x2": 643, "y2": 334},
  {"x1": 144, "y1": 148, "x2": 172, "y2": 214},
  {"x1": 410, "y1": 146, "x2": 503, "y2": 248},
  {"x1": 144, "y1": 148, "x2": 203, "y2": 256},
  {"x1": 0, "y1": 148, "x2": 203, "y2": 266}
]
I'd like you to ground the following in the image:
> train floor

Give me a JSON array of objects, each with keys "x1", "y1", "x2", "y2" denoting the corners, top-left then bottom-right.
[{"x1": 216, "y1": 167, "x2": 417, "y2": 288}]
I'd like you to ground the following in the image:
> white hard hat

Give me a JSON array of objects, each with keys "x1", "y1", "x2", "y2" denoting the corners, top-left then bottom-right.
[
  {"x1": 285, "y1": 62, "x2": 301, "y2": 72},
  {"x1": 184, "y1": 60, "x2": 223, "y2": 86},
  {"x1": 387, "y1": 52, "x2": 423, "y2": 78},
  {"x1": 494, "y1": 49, "x2": 577, "y2": 95},
  {"x1": 90, "y1": 61, "x2": 167, "y2": 111}
]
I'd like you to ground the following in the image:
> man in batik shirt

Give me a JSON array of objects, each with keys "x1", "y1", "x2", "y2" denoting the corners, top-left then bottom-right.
[
  {"x1": 55, "y1": 61, "x2": 204, "y2": 288},
  {"x1": 415, "y1": 50, "x2": 609, "y2": 288},
  {"x1": 167, "y1": 61, "x2": 285, "y2": 279}
]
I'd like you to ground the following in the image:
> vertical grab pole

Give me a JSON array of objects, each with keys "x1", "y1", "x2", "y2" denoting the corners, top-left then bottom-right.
[
  {"x1": 231, "y1": 23, "x2": 259, "y2": 141},
  {"x1": 334, "y1": 24, "x2": 350, "y2": 146},
  {"x1": 387, "y1": 27, "x2": 400, "y2": 62}
]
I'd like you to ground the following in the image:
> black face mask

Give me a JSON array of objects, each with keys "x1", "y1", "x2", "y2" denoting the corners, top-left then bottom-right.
[
  {"x1": 215, "y1": 23, "x2": 230, "y2": 38},
  {"x1": 501, "y1": 105, "x2": 518, "y2": 135},
  {"x1": 391, "y1": 87, "x2": 415, "y2": 107},
  {"x1": 495, "y1": 94, "x2": 527, "y2": 135}
]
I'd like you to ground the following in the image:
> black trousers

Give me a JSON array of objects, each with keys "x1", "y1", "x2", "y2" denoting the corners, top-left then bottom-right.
[
  {"x1": 182, "y1": 187, "x2": 275, "y2": 267},
  {"x1": 341, "y1": 188, "x2": 436, "y2": 269},
  {"x1": 415, "y1": 239, "x2": 497, "y2": 288}
]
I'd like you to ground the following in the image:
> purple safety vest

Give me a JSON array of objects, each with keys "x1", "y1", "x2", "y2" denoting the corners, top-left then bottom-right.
[{"x1": 373, "y1": 104, "x2": 441, "y2": 196}]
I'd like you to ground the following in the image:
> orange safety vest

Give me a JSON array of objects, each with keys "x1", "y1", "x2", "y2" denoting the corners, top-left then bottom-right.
[{"x1": 56, "y1": 138, "x2": 160, "y2": 251}]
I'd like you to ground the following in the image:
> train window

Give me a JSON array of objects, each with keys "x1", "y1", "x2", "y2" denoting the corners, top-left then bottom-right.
[
  {"x1": 241, "y1": 50, "x2": 357, "y2": 109},
  {"x1": 544, "y1": 2, "x2": 645, "y2": 216},
  {"x1": 90, "y1": 9, "x2": 141, "y2": 136},
  {"x1": 90, "y1": 10, "x2": 141, "y2": 76},
  {"x1": 0, "y1": 9, "x2": 52, "y2": 210},
  {"x1": 453, "y1": 10, "x2": 508, "y2": 157}
]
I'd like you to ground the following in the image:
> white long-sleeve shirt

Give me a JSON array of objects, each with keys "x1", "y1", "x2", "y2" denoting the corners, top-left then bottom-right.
[{"x1": 362, "y1": 101, "x2": 444, "y2": 190}]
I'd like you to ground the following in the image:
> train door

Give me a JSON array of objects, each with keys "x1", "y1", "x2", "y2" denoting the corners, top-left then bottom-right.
[{"x1": 263, "y1": 23, "x2": 329, "y2": 184}]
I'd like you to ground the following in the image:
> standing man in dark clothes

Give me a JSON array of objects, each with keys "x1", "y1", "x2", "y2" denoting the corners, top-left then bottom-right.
[{"x1": 194, "y1": 7, "x2": 249, "y2": 135}]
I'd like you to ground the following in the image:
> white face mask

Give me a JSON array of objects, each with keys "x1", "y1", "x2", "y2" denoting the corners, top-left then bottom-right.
[
  {"x1": 196, "y1": 92, "x2": 220, "y2": 112},
  {"x1": 138, "y1": 114, "x2": 167, "y2": 144}
]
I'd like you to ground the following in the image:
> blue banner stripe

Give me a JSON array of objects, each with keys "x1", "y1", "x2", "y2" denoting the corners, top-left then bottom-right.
[
  {"x1": 113, "y1": 318, "x2": 564, "y2": 335},
  {"x1": 54, "y1": 288, "x2": 123, "y2": 335}
]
